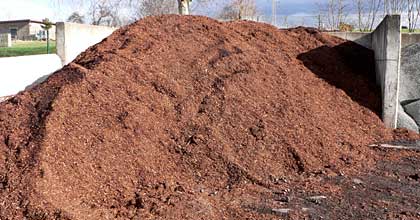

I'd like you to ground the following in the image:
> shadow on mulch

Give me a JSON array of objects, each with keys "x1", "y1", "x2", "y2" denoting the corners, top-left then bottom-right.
[{"x1": 297, "y1": 41, "x2": 382, "y2": 116}]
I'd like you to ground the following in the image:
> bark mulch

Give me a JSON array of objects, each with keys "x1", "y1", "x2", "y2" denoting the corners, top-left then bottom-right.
[{"x1": 0, "y1": 15, "x2": 418, "y2": 219}]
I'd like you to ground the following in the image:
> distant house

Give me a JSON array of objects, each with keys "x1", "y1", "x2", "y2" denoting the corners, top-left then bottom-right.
[{"x1": 0, "y1": 19, "x2": 56, "y2": 41}]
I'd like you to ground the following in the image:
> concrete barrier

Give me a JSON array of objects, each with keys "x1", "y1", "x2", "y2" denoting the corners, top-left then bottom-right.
[
  {"x1": 327, "y1": 15, "x2": 401, "y2": 128},
  {"x1": 329, "y1": 32, "x2": 420, "y2": 49},
  {"x1": 327, "y1": 32, "x2": 372, "y2": 49},
  {"x1": 0, "y1": 54, "x2": 62, "y2": 97},
  {"x1": 0, "y1": 33, "x2": 11, "y2": 47},
  {"x1": 371, "y1": 15, "x2": 401, "y2": 128},
  {"x1": 402, "y1": 33, "x2": 420, "y2": 48},
  {"x1": 56, "y1": 22, "x2": 116, "y2": 65}
]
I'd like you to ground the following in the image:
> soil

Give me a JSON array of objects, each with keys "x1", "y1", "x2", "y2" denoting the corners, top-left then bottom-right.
[{"x1": 0, "y1": 15, "x2": 419, "y2": 219}]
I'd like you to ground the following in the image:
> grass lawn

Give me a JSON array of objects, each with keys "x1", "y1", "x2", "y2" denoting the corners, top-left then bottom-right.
[
  {"x1": 401, "y1": 29, "x2": 420, "y2": 33},
  {"x1": 0, "y1": 41, "x2": 56, "y2": 57}
]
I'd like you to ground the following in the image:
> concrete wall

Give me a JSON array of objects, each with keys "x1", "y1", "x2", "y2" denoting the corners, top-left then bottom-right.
[
  {"x1": 327, "y1": 32, "x2": 372, "y2": 49},
  {"x1": 0, "y1": 23, "x2": 115, "y2": 97},
  {"x1": 371, "y1": 15, "x2": 401, "y2": 128},
  {"x1": 0, "y1": 21, "x2": 56, "y2": 40},
  {"x1": 0, "y1": 54, "x2": 62, "y2": 97},
  {"x1": 329, "y1": 32, "x2": 420, "y2": 49},
  {"x1": 327, "y1": 15, "x2": 401, "y2": 128},
  {"x1": 0, "y1": 21, "x2": 31, "y2": 40},
  {"x1": 0, "y1": 33, "x2": 11, "y2": 47},
  {"x1": 402, "y1": 33, "x2": 420, "y2": 48},
  {"x1": 56, "y1": 22, "x2": 116, "y2": 65}
]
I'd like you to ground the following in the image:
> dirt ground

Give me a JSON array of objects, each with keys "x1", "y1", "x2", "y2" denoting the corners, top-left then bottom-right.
[{"x1": 241, "y1": 148, "x2": 420, "y2": 220}]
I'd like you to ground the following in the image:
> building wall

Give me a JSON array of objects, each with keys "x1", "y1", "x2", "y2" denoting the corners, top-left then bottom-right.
[
  {"x1": 0, "y1": 21, "x2": 29, "y2": 40},
  {"x1": 0, "y1": 21, "x2": 56, "y2": 40}
]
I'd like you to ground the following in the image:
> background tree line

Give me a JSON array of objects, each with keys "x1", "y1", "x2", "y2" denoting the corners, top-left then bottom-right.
[
  {"x1": 59, "y1": 0, "x2": 420, "y2": 32},
  {"x1": 60, "y1": 0, "x2": 258, "y2": 27},
  {"x1": 318, "y1": 0, "x2": 420, "y2": 32}
]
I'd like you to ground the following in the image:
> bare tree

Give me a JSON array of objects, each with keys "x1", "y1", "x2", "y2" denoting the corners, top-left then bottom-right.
[
  {"x1": 89, "y1": 0, "x2": 124, "y2": 26},
  {"x1": 53, "y1": 0, "x2": 128, "y2": 26},
  {"x1": 317, "y1": 0, "x2": 348, "y2": 30},
  {"x1": 131, "y1": 0, "x2": 210, "y2": 18},
  {"x1": 218, "y1": 4, "x2": 239, "y2": 20},
  {"x1": 408, "y1": 0, "x2": 420, "y2": 32},
  {"x1": 368, "y1": 0, "x2": 382, "y2": 31},
  {"x1": 355, "y1": 0, "x2": 363, "y2": 31},
  {"x1": 67, "y1": 12, "x2": 85, "y2": 23},
  {"x1": 218, "y1": 0, "x2": 257, "y2": 20},
  {"x1": 134, "y1": 0, "x2": 177, "y2": 17},
  {"x1": 383, "y1": 0, "x2": 406, "y2": 14},
  {"x1": 87, "y1": 0, "x2": 125, "y2": 27},
  {"x1": 354, "y1": 0, "x2": 382, "y2": 31}
]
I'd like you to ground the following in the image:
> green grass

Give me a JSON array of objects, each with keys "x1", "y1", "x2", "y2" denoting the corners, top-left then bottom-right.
[
  {"x1": 0, "y1": 41, "x2": 56, "y2": 57},
  {"x1": 401, "y1": 29, "x2": 420, "y2": 33}
]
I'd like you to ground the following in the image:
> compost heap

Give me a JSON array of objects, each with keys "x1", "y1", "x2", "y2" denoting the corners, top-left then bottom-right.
[{"x1": 0, "y1": 15, "x2": 415, "y2": 219}]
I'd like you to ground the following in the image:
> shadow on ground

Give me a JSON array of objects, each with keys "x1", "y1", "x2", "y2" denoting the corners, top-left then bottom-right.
[{"x1": 297, "y1": 41, "x2": 381, "y2": 116}]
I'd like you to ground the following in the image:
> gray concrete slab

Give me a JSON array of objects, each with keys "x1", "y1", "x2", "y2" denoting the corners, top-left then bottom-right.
[
  {"x1": 56, "y1": 22, "x2": 116, "y2": 65},
  {"x1": 402, "y1": 33, "x2": 420, "y2": 48},
  {"x1": 327, "y1": 32, "x2": 372, "y2": 49},
  {"x1": 399, "y1": 43, "x2": 420, "y2": 101},
  {"x1": 403, "y1": 100, "x2": 420, "y2": 127},
  {"x1": 397, "y1": 104, "x2": 419, "y2": 132},
  {"x1": 371, "y1": 15, "x2": 401, "y2": 129}
]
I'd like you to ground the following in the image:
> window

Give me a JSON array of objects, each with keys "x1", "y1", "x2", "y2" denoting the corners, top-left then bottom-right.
[{"x1": 9, "y1": 28, "x2": 17, "y2": 40}]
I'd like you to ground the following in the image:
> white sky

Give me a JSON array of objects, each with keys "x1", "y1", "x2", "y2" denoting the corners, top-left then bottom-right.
[
  {"x1": 0, "y1": 0, "x2": 411, "y2": 27},
  {"x1": 0, "y1": 0, "x2": 57, "y2": 21},
  {"x1": 0, "y1": 0, "x2": 325, "y2": 22}
]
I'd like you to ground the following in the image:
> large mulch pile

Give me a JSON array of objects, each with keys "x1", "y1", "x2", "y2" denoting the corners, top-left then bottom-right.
[{"x1": 0, "y1": 15, "x2": 417, "y2": 219}]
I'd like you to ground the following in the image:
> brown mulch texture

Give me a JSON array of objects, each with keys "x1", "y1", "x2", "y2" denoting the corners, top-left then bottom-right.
[{"x1": 0, "y1": 15, "x2": 418, "y2": 219}]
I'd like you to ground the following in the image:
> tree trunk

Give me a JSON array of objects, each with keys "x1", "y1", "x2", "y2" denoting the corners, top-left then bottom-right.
[{"x1": 178, "y1": 0, "x2": 190, "y2": 15}]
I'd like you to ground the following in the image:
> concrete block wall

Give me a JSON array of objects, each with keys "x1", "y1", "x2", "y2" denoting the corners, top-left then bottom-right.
[
  {"x1": 56, "y1": 22, "x2": 116, "y2": 65},
  {"x1": 0, "y1": 33, "x2": 11, "y2": 47}
]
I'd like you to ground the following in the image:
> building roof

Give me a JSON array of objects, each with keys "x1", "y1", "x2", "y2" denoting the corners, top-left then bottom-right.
[{"x1": 0, "y1": 19, "x2": 56, "y2": 25}]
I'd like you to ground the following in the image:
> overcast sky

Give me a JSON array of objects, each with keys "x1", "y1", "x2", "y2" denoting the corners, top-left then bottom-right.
[{"x1": 0, "y1": 0, "x2": 321, "y2": 22}]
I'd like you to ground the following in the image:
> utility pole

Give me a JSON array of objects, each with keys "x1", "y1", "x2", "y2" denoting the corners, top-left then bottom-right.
[{"x1": 272, "y1": 0, "x2": 277, "y2": 26}]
